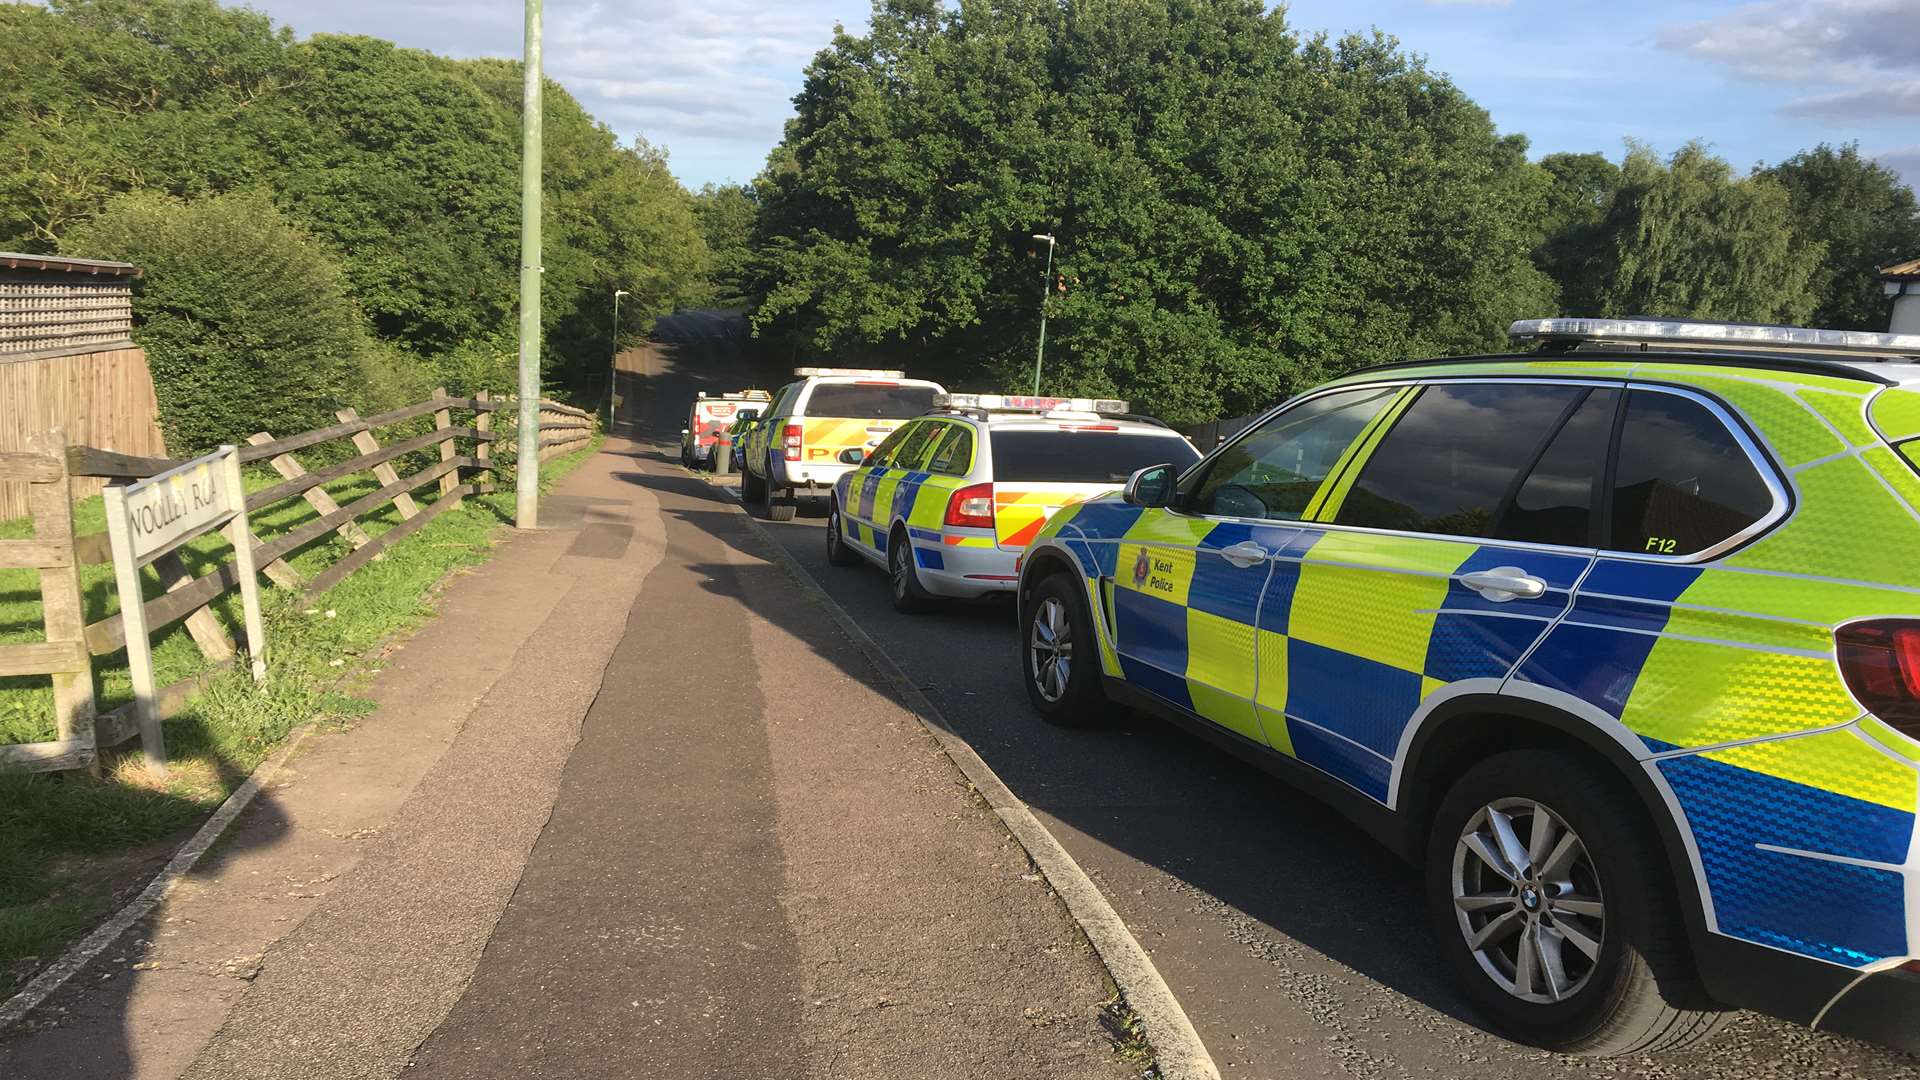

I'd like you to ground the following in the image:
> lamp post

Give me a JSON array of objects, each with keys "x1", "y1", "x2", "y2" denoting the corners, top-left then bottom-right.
[
  {"x1": 608, "y1": 288, "x2": 629, "y2": 424},
  {"x1": 514, "y1": 0, "x2": 544, "y2": 529},
  {"x1": 1030, "y1": 233, "x2": 1056, "y2": 395}
]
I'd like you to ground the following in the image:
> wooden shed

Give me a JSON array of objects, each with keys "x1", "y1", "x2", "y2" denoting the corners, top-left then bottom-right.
[{"x1": 0, "y1": 253, "x2": 168, "y2": 518}]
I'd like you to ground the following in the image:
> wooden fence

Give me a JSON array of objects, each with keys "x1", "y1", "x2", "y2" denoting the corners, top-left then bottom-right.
[{"x1": 0, "y1": 390, "x2": 597, "y2": 773}]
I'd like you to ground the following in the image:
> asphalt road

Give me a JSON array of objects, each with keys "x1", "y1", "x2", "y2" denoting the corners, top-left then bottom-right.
[{"x1": 635, "y1": 311, "x2": 1920, "y2": 1078}]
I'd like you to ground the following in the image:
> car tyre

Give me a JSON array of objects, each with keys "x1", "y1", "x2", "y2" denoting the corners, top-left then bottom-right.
[
  {"x1": 826, "y1": 500, "x2": 862, "y2": 567},
  {"x1": 767, "y1": 495, "x2": 797, "y2": 522},
  {"x1": 740, "y1": 463, "x2": 766, "y2": 507},
  {"x1": 888, "y1": 527, "x2": 937, "y2": 613},
  {"x1": 1427, "y1": 749, "x2": 1731, "y2": 1057},
  {"x1": 1019, "y1": 572, "x2": 1109, "y2": 726}
]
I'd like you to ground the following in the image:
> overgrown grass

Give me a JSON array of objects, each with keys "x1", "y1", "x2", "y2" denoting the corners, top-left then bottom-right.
[{"x1": 0, "y1": 437, "x2": 602, "y2": 990}]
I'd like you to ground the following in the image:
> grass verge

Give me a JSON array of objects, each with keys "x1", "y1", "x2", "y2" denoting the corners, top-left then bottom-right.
[{"x1": 0, "y1": 437, "x2": 602, "y2": 993}]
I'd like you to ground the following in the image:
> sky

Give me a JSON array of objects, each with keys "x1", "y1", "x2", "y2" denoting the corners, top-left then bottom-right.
[{"x1": 248, "y1": 0, "x2": 1920, "y2": 191}]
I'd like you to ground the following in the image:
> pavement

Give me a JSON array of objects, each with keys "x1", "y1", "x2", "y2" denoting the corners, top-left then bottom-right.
[{"x1": 0, "y1": 318, "x2": 1136, "y2": 1079}]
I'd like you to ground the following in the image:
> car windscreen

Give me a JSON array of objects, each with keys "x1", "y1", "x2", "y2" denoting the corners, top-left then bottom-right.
[
  {"x1": 805, "y1": 383, "x2": 940, "y2": 420},
  {"x1": 989, "y1": 429, "x2": 1199, "y2": 483}
]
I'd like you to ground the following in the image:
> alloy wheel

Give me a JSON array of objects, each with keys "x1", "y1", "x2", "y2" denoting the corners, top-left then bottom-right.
[
  {"x1": 1029, "y1": 597, "x2": 1073, "y2": 702},
  {"x1": 1451, "y1": 798, "x2": 1606, "y2": 1004}
]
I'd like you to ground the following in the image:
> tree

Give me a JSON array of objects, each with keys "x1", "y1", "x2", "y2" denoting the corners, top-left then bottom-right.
[
  {"x1": 747, "y1": 0, "x2": 1554, "y2": 427},
  {"x1": 0, "y1": 0, "x2": 715, "y2": 401},
  {"x1": 1533, "y1": 152, "x2": 1621, "y2": 315},
  {"x1": 694, "y1": 183, "x2": 759, "y2": 308},
  {"x1": 1590, "y1": 144, "x2": 1823, "y2": 324},
  {"x1": 60, "y1": 191, "x2": 371, "y2": 453},
  {"x1": 1765, "y1": 144, "x2": 1920, "y2": 330}
]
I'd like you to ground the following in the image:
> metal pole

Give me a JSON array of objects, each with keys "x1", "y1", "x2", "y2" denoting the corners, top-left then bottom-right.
[
  {"x1": 514, "y1": 0, "x2": 544, "y2": 529},
  {"x1": 1031, "y1": 235, "x2": 1055, "y2": 395},
  {"x1": 608, "y1": 289, "x2": 628, "y2": 424}
]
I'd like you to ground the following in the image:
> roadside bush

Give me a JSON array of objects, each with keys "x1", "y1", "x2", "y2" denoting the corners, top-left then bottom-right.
[{"x1": 62, "y1": 190, "x2": 368, "y2": 453}]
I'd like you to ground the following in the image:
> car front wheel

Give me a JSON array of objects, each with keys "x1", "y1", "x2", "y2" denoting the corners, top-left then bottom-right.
[
  {"x1": 1427, "y1": 750, "x2": 1730, "y2": 1056},
  {"x1": 1019, "y1": 573, "x2": 1107, "y2": 725}
]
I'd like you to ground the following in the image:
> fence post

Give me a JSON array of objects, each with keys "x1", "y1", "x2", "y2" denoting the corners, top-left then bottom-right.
[
  {"x1": 432, "y1": 387, "x2": 459, "y2": 501},
  {"x1": 338, "y1": 408, "x2": 418, "y2": 520},
  {"x1": 25, "y1": 428, "x2": 96, "y2": 766},
  {"x1": 475, "y1": 390, "x2": 493, "y2": 487}
]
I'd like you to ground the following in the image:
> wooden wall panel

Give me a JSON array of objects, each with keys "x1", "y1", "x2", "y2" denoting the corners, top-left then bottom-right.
[{"x1": 0, "y1": 347, "x2": 166, "y2": 518}]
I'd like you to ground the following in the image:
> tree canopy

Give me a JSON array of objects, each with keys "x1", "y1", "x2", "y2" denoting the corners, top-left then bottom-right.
[
  {"x1": 747, "y1": 0, "x2": 1555, "y2": 426},
  {"x1": 0, "y1": 0, "x2": 709, "y2": 441},
  {"x1": 743, "y1": 1, "x2": 1919, "y2": 424}
]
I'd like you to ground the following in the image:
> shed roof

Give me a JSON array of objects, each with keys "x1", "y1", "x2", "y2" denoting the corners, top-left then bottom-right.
[
  {"x1": 1882, "y1": 257, "x2": 1920, "y2": 281},
  {"x1": 0, "y1": 252, "x2": 141, "y2": 277}
]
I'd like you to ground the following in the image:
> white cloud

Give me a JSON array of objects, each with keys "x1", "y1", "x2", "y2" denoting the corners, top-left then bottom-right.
[
  {"x1": 1656, "y1": 0, "x2": 1920, "y2": 83},
  {"x1": 252, "y1": 0, "x2": 852, "y2": 183},
  {"x1": 1783, "y1": 79, "x2": 1920, "y2": 119}
]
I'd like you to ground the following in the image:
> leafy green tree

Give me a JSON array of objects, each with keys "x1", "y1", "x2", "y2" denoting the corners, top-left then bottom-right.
[
  {"x1": 1765, "y1": 144, "x2": 1920, "y2": 330},
  {"x1": 1533, "y1": 152, "x2": 1621, "y2": 315},
  {"x1": 748, "y1": 0, "x2": 1553, "y2": 426},
  {"x1": 0, "y1": 0, "x2": 714, "y2": 402},
  {"x1": 695, "y1": 183, "x2": 759, "y2": 308},
  {"x1": 61, "y1": 191, "x2": 369, "y2": 452},
  {"x1": 1591, "y1": 144, "x2": 1823, "y2": 324}
]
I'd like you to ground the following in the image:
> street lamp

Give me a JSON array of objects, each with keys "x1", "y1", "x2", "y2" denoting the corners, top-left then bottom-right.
[
  {"x1": 1030, "y1": 233, "x2": 1056, "y2": 395},
  {"x1": 608, "y1": 289, "x2": 630, "y2": 423}
]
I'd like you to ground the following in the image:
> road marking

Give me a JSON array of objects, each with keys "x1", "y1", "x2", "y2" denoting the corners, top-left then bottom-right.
[
  {"x1": 0, "y1": 726, "x2": 314, "y2": 1031},
  {"x1": 697, "y1": 461, "x2": 1221, "y2": 1080}
]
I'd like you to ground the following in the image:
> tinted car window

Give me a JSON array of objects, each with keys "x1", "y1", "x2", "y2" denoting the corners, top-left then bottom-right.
[
  {"x1": 1610, "y1": 390, "x2": 1774, "y2": 556},
  {"x1": 865, "y1": 423, "x2": 915, "y2": 468},
  {"x1": 889, "y1": 421, "x2": 944, "y2": 470},
  {"x1": 989, "y1": 430, "x2": 1199, "y2": 484},
  {"x1": 1191, "y1": 387, "x2": 1395, "y2": 520},
  {"x1": 805, "y1": 383, "x2": 940, "y2": 420},
  {"x1": 1337, "y1": 383, "x2": 1585, "y2": 538},
  {"x1": 1494, "y1": 388, "x2": 1617, "y2": 547},
  {"x1": 927, "y1": 425, "x2": 975, "y2": 475}
]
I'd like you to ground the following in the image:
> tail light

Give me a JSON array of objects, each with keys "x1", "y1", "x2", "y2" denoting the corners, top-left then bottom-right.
[
  {"x1": 1835, "y1": 620, "x2": 1920, "y2": 735},
  {"x1": 783, "y1": 423, "x2": 803, "y2": 462},
  {"x1": 945, "y1": 483, "x2": 995, "y2": 529}
]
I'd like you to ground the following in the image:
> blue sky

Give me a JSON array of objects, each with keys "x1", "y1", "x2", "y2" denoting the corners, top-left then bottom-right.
[{"x1": 252, "y1": 0, "x2": 1919, "y2": 190}]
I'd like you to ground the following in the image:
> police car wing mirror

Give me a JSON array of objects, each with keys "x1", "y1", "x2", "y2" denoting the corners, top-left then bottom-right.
[
  {"x1": 1123, "y1": 464, "x2": 1177, "y2": 508},
  {"x1": 837, "y1": 447, "x2": 868, "y2": 465}
]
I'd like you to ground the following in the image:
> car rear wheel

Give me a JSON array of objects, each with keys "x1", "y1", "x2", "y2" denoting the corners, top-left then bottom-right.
[
  {"x1": 1427, "y1": 750, "x2": 1730, "y2": 1056},
  {"x1": 740, "y1": 463, "x2": 766, "y2": 506},
  {"x1": 1020, "y1": 573, "x2": 1107, "y2": 725},
  {"x1": 767, "y1": 494, "x2": 797, "y2": 522},
  {"x1": 888, "y1": 529, "x2": 936, "y2": 613},
  {"x1": 826, "y1": 501, "x2": 861, "y2": 567}
]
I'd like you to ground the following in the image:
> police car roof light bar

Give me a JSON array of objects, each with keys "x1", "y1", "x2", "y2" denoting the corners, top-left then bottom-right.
[
  {"x1": 1510, "y1": 317, "x2": 1920, "y2": 359},
  {"x1": 794, "y1": 367, "x2": 907, "y2": 378},
  {"x1": 935, "y1": 393, "x2": 1129, "y2": 415}
]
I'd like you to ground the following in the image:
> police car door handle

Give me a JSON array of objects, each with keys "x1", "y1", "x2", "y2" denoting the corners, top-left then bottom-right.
[
  {"x1": 1219, "y1": 541, "x2": 1271, "y2": 569},
  {"x1": 1461, "y1": 567, "x2": 1547, "y2": 601}
]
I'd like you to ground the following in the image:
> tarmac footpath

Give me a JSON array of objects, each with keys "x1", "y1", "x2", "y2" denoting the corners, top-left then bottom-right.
[{"x1": 1, "y1": 437, "x2": 1133, "y2": 1079}]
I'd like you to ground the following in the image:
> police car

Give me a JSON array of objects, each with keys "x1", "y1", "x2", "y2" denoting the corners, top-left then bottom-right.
[
  {"x1": 1015, "y1": 318, "x2": 1920, "y2": 1057},
  {"x1": 827, "y1": 394, "x2": 1200, "y2": 613},
  {"x1": 740, "y1": 368, "x2": 946, "y2": 521}
]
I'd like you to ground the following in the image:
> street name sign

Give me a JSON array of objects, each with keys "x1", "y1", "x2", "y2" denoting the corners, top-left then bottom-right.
[{"x1": 103, "y1": 446, "x2": 268, "y2": 772}]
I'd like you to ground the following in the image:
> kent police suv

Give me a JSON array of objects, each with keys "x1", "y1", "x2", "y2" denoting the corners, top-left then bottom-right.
[{"x1": 1014, "y1": 318, "x2": 1920, "y2": 1056}]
